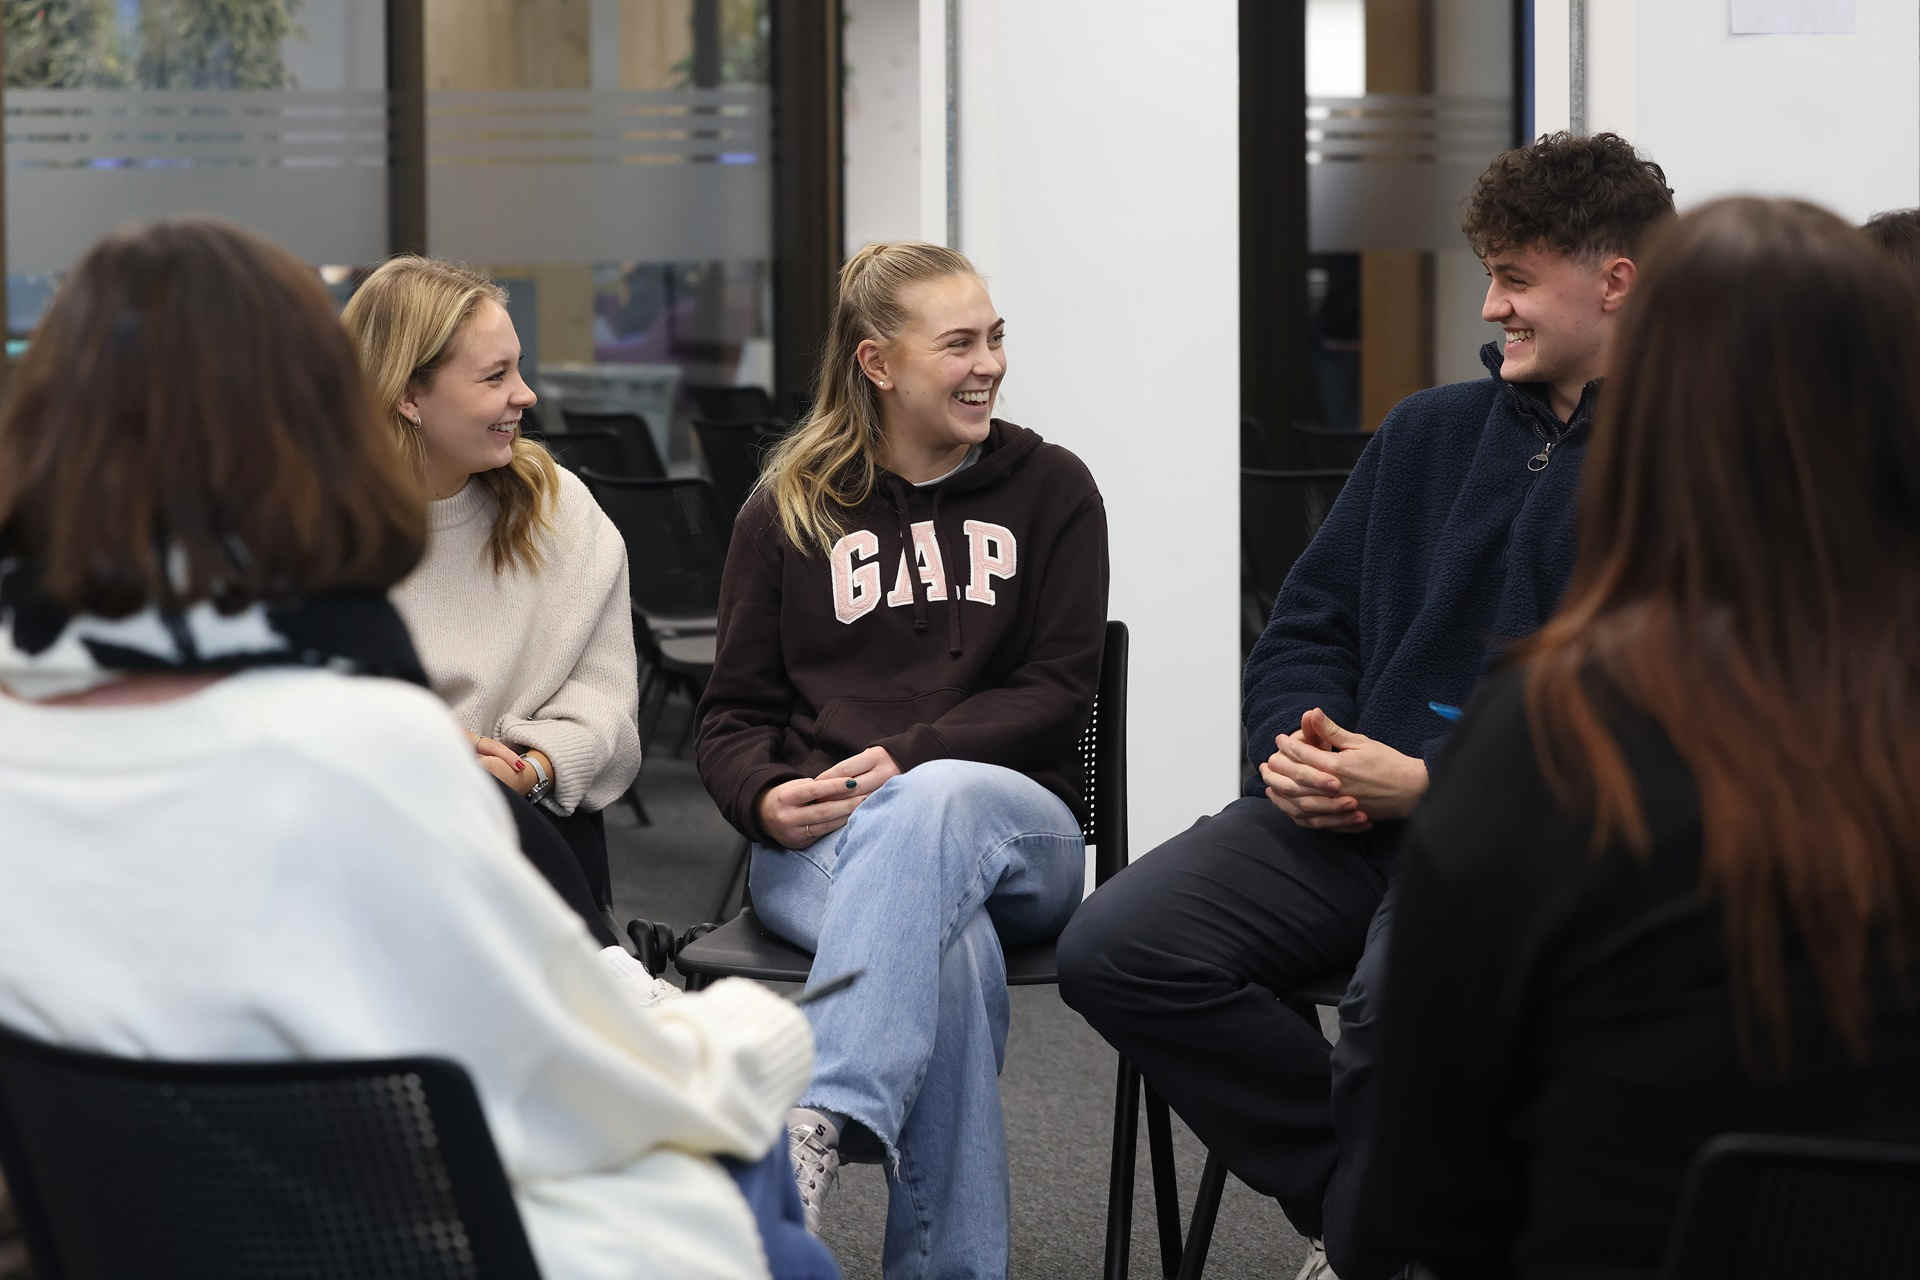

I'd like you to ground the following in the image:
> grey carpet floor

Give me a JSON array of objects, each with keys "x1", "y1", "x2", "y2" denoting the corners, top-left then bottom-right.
[{"x1": 609, "y1": 708, "x2": 1314, "y2": 1279}]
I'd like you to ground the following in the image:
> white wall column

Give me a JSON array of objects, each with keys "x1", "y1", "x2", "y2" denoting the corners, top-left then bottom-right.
[
  {"x1": 1533, "y1": 0, "x2": 1919, "y2": 221},
  {"x1": 948, "y1": 0, "x2": 1242, "y2": 857}
]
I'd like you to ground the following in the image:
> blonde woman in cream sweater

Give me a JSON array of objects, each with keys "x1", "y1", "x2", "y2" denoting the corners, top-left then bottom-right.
[{"x1": 344, "y1": 257, "x2": 642, "y2": 910}]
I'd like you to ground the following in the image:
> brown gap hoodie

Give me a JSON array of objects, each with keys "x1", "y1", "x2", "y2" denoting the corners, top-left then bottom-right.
[{"x1": 696, "y1": 420, "x2": 1109, "y2": 845}]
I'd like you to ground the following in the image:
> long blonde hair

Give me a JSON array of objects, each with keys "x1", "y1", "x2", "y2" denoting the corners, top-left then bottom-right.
[
  {"x1": 341, "y1": 255, "x2": 559, "y2": 573},
  {"x1": 759, "y1": 241, "x2": 980, "y2": 555}
]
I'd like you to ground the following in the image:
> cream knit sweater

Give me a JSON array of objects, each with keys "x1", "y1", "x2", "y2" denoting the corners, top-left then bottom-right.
[
  {"x1": 394, "y1": 467, "x2": 641, "y2": 814},
  {"x1": 0, "y1": 669, "x2": 808, "y2": 1280}
]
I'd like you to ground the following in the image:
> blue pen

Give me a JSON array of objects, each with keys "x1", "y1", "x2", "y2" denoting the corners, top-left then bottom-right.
[{"x1": 1428, "y1": 700, "x2": 1463, "y2": 722}]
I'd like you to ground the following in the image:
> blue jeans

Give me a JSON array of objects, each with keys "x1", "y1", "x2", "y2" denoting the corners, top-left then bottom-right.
[{"x1": 750, "y1": 759, "x2": 1086, "y2": 1280}]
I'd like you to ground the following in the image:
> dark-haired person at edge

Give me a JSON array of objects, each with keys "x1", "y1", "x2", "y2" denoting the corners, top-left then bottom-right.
[
  {"x1": 343, "y1": 257, "x2": 643, "y2": 950},
  {"x1": 1059, "y1": 133, "x2": 1675, "y2": 1280},
  {"x1": 1349, "y1": 198, "x2": 1920, "y2": 1279},
  {"x1": 0, "y1": 219, "x2": 835, "y2": 1280},
  {"x1": 1864, "y1": 206, "x2": 1920, "y2": 277},
  {"x1": 697, "y1": 241, "x2": 1108, "y2": 1278}
]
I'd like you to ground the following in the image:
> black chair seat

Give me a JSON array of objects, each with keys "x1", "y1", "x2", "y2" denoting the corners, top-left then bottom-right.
[
  {"x1": 675, "y1": 907, "x2": 1064, "y2": 988},
  {"x1": 658, "y1": 632, "x2": 716, "y2": 668}
]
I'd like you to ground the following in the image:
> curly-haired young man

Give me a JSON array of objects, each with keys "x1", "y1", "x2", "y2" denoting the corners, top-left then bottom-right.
[{"x1": 1059, "y1": 133, "x2": 1675, "y2": 1280}]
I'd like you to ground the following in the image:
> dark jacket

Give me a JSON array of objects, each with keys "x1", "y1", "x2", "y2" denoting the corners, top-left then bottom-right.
[
  {"x1": 1241, "y1": 342, "x2": 1591, "y2": 784},
  {"x1": 696, "y1": 421, "x2": 1109, "y2": 843},
  {"x1": 1354, "y1": 665, "x2": 1920, "y2": 1279}
]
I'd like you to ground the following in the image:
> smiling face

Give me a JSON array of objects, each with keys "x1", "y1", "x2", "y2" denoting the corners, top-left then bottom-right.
[
  {"x1": 401, "y1": 299, "x2": 536, "y2": 499},
  {"x1": 1481, "y1": 242, "x2": 1631, "y2": 420},
  {"x1": 859, "y1": 273, "x2": 1005, "y2": 481}
]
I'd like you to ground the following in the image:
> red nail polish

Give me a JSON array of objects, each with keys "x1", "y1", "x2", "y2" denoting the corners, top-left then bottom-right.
[{"x1": 513, "y1": 758, "x2": 525, "y2": 771}]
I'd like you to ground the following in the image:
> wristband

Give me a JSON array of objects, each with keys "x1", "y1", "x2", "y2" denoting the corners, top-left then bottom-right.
[{"x1": 520, "y1": 750, "x2": 552, "y2": 804}]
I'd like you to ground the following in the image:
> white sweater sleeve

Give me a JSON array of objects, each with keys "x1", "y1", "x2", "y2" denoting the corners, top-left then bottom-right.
[
  {"x1": 497, "y1": 477, "x2": 644, "y2": 814},
  {"x1": 277, "y1": 701, "x2": 808, "y2": 1176}
]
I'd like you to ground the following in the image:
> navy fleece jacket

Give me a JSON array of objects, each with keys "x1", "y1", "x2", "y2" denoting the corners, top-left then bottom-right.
[{"x1": 1242, "y1": 343, "x2": 1591, "y2": 787}]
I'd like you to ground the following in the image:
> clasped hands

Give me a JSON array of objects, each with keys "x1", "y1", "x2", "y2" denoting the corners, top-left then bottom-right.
[
  {"x1": 1259, "y1": 707, "x2": 1428, "y2": 833},
  {"x1": 757, "y1": 746, "x2": 902, "y2": 850}
]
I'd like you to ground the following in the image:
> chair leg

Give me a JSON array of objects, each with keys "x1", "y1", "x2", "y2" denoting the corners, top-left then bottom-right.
[
  {"x1": 639, "y1": 678, "x2": 672, "y2": 753},
  {"x1": 623, "y1": 781, "x2": 652, "y2": 827},
  {"x1": 712, "y1": 836, "x2": 750, "y2": 921},
  {"x1": 671, "y1": 677, "x2": 700, "y2": 756},
  {"x1": 1176, "y1": 1151, "x2": 1228, "y2": 1280},
  {"x1": 1145, "y1": 1085, "x2": 1185, "y2": 1279},
  {"x1": 1103, "y1": 1056, "x2": 1142, "y2": 1280}
]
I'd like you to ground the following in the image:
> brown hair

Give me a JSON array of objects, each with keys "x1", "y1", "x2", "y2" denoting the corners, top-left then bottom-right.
[
  {"x1": 0, "y1": 218, "x2": 425, "y2": 615},
  {"x1": 758, "y1": 241, "x2": 981, "y2": 555},
  {"x1": 1520, "y1": 197, "x2": 1920, "y2": 1065},
  {"x1": 1463, "y1": 131, "x2": 1675, "y2": 261},
  {"x1": 1863, "y1": 208, "x2": 1920, "y2": 280},
  {"x1": 341, "y1": 256, "x2": 559, "y2": 573}
]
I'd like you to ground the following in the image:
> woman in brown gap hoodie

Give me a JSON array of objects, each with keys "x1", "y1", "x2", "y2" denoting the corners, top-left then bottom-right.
[{"x1": 696, "y1": 242, "x2": 1109, "y2": 1278}]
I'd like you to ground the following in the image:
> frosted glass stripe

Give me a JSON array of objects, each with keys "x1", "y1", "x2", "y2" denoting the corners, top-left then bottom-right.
[
  {"x1": 426, "y1": 88, "x2": 770, "y2": 264},
  {"x1": 1305, "y1": 94, "x2": 1513, "y2": 252},
  {"x1": 5, "y1": 90, "x2": 388, "y2": 270}
]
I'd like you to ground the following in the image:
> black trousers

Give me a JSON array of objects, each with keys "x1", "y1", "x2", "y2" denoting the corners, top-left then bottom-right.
[
  {"x1": 1057, "y1": 795, "x2": 1399, "y2": 1244},
  {"x1": 493, "y1": 780, "x2": 618, "y2": 949}
]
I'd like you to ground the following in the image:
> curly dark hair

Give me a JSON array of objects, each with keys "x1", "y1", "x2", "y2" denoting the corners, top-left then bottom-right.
[
  {"x1": 1462, "y1": 131, "x2": 1675, "y2": 261},
  {"x1": 1863, "y1": 208, "x2": 1920, "y2": 278}
]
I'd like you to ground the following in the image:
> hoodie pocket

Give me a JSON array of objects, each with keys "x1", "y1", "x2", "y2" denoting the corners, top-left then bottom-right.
[{"x1": 812, "y1": 688, "x2": 970, "y2": 758}]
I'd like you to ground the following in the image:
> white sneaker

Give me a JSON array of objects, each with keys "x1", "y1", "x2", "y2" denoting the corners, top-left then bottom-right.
[
  {"x1": 787, "y1": 1117, "x2": 841, "y2": 1234},
  {"x1": 1294, "y1": 1239, "x2": 1339, "y2": 1280}
]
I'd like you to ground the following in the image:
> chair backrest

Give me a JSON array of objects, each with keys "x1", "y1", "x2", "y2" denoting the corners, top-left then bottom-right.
[
  {"x1": 1662, "y1": 1133, "x2": 1920, "y2": 1278},
  {"x1": 537, "y1": 427, "x2": 633, "y2": 479},
  {"x1": 1240, "y1": 467, "x2": 1352, "y2": 612},
  {"x1": 579, "y1": 471, "x2": 729, "y2": 622},
  {"x1": 1078, "y1": 620, "x2": 1129, "y2": 887},
  {"x1": 686, "y1": 383, "x2": 775, "y2": 425},
  {"x1": 558, "y1": 409, "x2": 666, "y2": 479},
  {"x1": 691, "y1": 419, "x2": 782, "y2": 520},
  {"x1": 0, "y1": 1021, "x2": 540, "y2": 1280}
]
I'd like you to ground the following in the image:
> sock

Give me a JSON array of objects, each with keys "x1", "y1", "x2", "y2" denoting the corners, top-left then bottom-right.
[{"x1": 789, "y1": 1106, "x2": 843, "y2": 1149}]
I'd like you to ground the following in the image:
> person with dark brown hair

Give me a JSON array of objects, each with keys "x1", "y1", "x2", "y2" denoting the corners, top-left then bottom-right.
[
  {"x1": 1864, "y1": 207, "x2": 1920, "y2": 278},
  {"x1": 1350, "y1": 197, "x2": 1920, "y2": 1278},
  {"x1": 1059, "y1": 133, "x2": 1674, "y2": 1280},
  {"x1": 0, "y1": 218, "x2": 835, "y2": 1280}
]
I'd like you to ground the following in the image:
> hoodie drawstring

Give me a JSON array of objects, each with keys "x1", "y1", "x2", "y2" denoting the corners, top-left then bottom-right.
[
  {"x1": 885, "y1": 480, "x2": 965, "y2": 657},
  {"x1": 885, "y1": 482, "x2": 931, "y2": 636},
  {"x1": 930, "y1": 488, "x2": 963, "y2": 657}
]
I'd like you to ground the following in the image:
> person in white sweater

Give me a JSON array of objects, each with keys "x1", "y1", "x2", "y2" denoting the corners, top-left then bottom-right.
[
  {"x1": 0, "y1": 218, "x2": 836, "y2": 1280},
  {"x1": 344, "y1": 257, "x2": 643, "y2": 907}
]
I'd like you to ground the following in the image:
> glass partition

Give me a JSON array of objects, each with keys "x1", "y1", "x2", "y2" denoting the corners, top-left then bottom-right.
[
  {"x1": 423, "y1": 0, "x2": 775, "y2": 466},
  {"x1": 4, "y1": 0, "x2": 388, "y2": 344}
]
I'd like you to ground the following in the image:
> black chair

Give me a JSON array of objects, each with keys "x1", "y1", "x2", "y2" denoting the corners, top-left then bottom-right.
[
  {"x1": 687, "y1": 383, "x2": 776, "y2": 425},
  {"x1": 1240, "y1": 467, "x2": 1352, "y2": 654},
  {"x1": 692, "y1": 418, "x2": 783, "y2": 521},
  {"x1": 659, "y1": 619, "x2": 1130, "y2": 1003},
  {"x1": 558, "y1": 409, "x2": 667, "y2": 479},
  {"x1": 1661, "y1": 1133, "x2": 1920, "y2": 1278},
  {"x1": 579, "y1": 472, "x2": 728, "y2": 637},
  {"x1": 1110, "y1": 972, "x2": 1353, "y2": 1279},
  {"x1": 537, "y1": 427, "x2": 633, "y2": 479},
  {"x1": 1242, "y1": 417, "x2": 1372, "y2": 472},
  {"x1": 0, "y1": 1021, "x2": 541, "y2": 1279}
]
